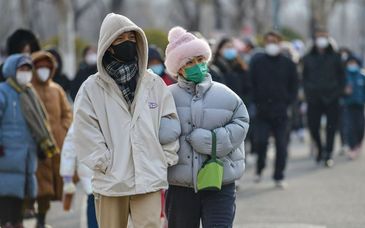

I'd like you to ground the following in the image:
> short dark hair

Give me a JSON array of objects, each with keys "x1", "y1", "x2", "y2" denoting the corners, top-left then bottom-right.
[
  {"x1": 6, "y1": 29, "x2": 40, "y2": 55},
  {"x1": 264, "y1": 31, "x2": 283, "y2": 41}
]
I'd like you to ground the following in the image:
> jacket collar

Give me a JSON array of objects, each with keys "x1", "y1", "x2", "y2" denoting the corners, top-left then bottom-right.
[
  {"x1": 95, "y1": 71, "x2": 153, "y2": 126},
  {"x1": 177, "y1": 73, "x2": 213, "y2": 98}
]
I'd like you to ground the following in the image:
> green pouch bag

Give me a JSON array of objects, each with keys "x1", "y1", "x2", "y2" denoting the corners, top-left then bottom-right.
[{"x1": 197, "y1": 130, "x2": 224, "y2": 191}]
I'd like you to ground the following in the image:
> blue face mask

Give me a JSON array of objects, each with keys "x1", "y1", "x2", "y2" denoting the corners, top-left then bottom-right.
[
  {"x1": 223, "y1": 48, "x2": 237, "y2": 61},
  {"x1": 347, "y1": 64, "x2": 360, "y2": 73},
  {"x1": 149, "y1": 64, "x2": 165, "y2": 76}
]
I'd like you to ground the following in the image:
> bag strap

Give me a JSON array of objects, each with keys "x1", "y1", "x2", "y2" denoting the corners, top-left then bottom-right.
[{"x1": 211, "y1": 130, "x2": 217, "y2": 160}]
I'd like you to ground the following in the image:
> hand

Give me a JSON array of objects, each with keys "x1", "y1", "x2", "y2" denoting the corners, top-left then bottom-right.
[
  {"x1": 0, "y1": 145, "x2": 4, "y2": 157},
  {"x1": 63, "y1": 182, "x2": 76, "y2": 194}
]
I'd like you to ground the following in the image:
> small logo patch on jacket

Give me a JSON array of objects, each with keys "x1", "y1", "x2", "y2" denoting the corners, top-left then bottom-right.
[{"x1": 148, "y1": 102, "x2": 158, "y2": 109}]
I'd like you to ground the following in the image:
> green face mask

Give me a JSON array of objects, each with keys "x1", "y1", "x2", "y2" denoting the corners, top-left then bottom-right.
[{"x1": 184, "y1": 62, "x2": 208, "y2": 84}]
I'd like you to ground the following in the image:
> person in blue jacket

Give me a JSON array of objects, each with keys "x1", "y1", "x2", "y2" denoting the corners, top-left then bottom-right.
[
  {"x1": 343, "y1": 56, "x2": 365, "y2": 160},
  {"x1": 0, "y1": 54, "x2": 38, "y2": 228}
]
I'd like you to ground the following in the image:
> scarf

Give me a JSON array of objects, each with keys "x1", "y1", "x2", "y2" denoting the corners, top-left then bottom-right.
[
  {"x1": 103, "y1": 52, "x2": 139, "y2": 106},
  {"x1": 178, "y1": 75, "x2": 197, "y2": 94},
  {"x1": 7, "y1": 78, "x2": 59, "y2": 159}
]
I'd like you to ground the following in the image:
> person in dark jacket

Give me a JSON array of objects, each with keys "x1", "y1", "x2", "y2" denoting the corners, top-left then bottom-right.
[
  {"x1": 47, "y1": 48, "x2": 72, "y2": 96},
  {"x1": 302, "y1": 30, "x2": 345, "y2": 167},
  {"x1": 250, "y1": 31, "x2": 298, "y2": 187},
  {"x1": 148, "y1": 45, "x2": 175, "y2": 85},
  {"x1": 211, "y1": 38, "x2": 251, "y2": 103},
  {"x1": 342, "y1": 56, "x2": 365, "y2": 160},
  {"x1": 0, "y1": 29, "x2": 41, "y2": 82},
  {"x1": 337, "y1": 47, "x2": 354, "y2": 155},
  {"x1": 70, "y1": 46, "x2": 98, "y2": 101}
]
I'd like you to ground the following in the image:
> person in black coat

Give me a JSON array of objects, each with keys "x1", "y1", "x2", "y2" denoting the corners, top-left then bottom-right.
[
  {"x1": 210, "y1": 38, "x2": 256, "y2": 156},
  {"x1": 249, "y1": 31, "x2": 298, "y2": 187},
  {"x1": 211, "y1": 37, "x2": 251, "y2": 104},
  {"x1": 70, "y1": 46, "x2": 97, "y2": 101},
  {"x1": 0, "y1": 29, "x2": 41, "y2": 82},
  {"x1": 302, "y1": 30, "x2": 345, "y2": 167}
]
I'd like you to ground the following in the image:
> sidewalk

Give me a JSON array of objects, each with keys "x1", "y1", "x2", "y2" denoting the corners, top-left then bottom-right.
[
  {"x1": 24, "y1": 133, "x2": 365, "y2": 228},
  {"x1": 234, "y1": 134, "x2": 365, "y2": 228}
]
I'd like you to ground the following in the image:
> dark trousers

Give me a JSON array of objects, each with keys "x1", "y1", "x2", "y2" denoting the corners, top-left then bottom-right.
[
  {"x1": 339, "y1": 104, "x2": 348, "y2": 146},
  {"x1": 343, "y1": 105, "x2": 365, "y2": 149},
  {"x1": 255, "y1": 115, "x2": 288, "y2": 180},
  {"x1": 87, "y1": 194, "x2": 98, "y2": 228},
  {"x1": 166, "y1": 183, "x2": 236, "y2": 228},
  {"x1": 0, "y1": 197, "x2": 23, "y2": 226},
  {"x1": 307, "y1": 100, "x2": 339, "y2": 161}
]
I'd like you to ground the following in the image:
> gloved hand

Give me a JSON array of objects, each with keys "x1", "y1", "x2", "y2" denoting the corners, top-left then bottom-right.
[{"x1": 0, "y1": 145, "x2": 4, "y2": 157}]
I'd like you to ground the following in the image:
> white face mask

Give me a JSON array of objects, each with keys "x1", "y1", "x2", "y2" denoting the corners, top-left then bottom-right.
[
  {"x1": 341, "y1": 52, "x2": 349, "y2": 61},
  {"x1": 265, "y1": 43, "x2": 281, "y2": 56},
  {"x1": 316, "y1": 37, "x2": 329, "y2": 49},
  {"x1": 37, "y1": 67, "x2": 51, "y2": 82},
  {"x1": 16, "y1": 71, "x2": 32, "y2": 86},
  {"x1": 85, "y1": 53, "x2": 97, "y2": 65}
]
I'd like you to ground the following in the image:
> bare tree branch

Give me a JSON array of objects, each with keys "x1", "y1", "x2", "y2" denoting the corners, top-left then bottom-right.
[
  {"x1": 213, "y1": 0, "x2": 223, "y2": 30},
  {"x1": 74, "y1": 0, "x2": 98, "y2": 29}
]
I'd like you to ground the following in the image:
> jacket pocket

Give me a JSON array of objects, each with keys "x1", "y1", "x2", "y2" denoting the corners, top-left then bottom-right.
[
  {"x1": 104, "y1": 149, "x2": 113, "y2": 174},
  {"x1": 158, "y1": 144, "x2": 168, "y2": 167}
]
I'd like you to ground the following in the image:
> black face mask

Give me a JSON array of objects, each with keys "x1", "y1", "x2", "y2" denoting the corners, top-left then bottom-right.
[{"x1": 111, "y1": 41, "x2": 137, "y2": 62}]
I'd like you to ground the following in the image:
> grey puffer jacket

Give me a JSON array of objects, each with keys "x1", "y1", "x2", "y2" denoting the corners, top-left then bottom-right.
[{"x1": 168, "y1": 74, "x2": 249, "y2": 191}]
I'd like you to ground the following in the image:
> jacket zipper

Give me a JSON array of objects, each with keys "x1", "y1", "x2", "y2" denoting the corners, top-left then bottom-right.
[{"x1": 13, "y1": 101, "x2": 16, "y2": 121}]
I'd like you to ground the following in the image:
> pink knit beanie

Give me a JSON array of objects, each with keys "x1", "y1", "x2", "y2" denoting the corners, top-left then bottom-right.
[{"x1": 164, "y1": 26, "x2": 211, "y2": 78}]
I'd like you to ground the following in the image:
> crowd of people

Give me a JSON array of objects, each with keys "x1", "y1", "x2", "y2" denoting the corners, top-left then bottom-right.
[{"x1": 0, "y1": 12, "x2": 364, "y2": 228}]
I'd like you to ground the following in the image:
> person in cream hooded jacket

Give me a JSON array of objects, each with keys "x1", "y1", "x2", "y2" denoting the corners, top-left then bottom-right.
[{"x1": 73, "y1": 13, "x2": 180, "y2": 228}]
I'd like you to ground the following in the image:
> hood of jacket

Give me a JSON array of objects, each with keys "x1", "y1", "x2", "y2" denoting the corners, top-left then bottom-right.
[
  {"x1": 31, "y1": 51, "x2": 57, "y2": 85},
  {"x1": 2, "y1": 54, "x2": 33, "y2": 79},
  {"x1": 96, "y1": 13, "x2": 148, "y2": 85}
]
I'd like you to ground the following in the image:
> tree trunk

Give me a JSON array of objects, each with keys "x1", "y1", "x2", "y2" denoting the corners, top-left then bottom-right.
[
  {"x1": 110, "y1": 0, "x2": 125, "y2": 12},
  {"x1": 272, "y1": 0, "x2": 281, "y2": 30},
  {"x1": 309, "y1": 0, "x2": 343, "y2": 38},
  {"x1": 74, "y1": 0, "x2": 97, "y2": 30},
  {"x1": 177, "y1": 0, "x2": 201, "y2": 31},
  {"x1": 231, "y1": 0, "x2": 245, "y2": 34},
  {"x1": 56, "y1": 0, "x2": 76, "y2": 79},
  {"x1": 252, "y1": 0, "x2": 271, "y2": 35},
  {"x1": 213, "y1": 0, "x2": 223, "y2": 30},
  {"x1": 360, "y1": 0, "x2": 365, "y2": 62},
  {"x1": 19, "y1": 0, "x2": 31, "y2": 28}
]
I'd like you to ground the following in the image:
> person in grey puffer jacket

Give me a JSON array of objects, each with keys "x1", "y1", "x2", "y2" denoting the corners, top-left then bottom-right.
[{"x1": 164, "y1": 26, "x2": 249, "y2": 228}]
